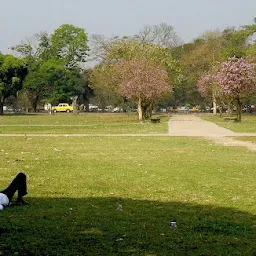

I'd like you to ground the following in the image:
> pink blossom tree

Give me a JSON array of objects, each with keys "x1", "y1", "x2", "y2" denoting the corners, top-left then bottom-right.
[
  {"x1": 197, "y1": 74, "x2": 219, "y2": 115},
  {"x1": 114, "y1": 57, "x2": 171, "y2": 121},
  {"x1": 216, "y1": 58, "x2": 256, "y2": 121},
  {"x1": 197, "y1": 72, "x2": 229, "y2": 116}
]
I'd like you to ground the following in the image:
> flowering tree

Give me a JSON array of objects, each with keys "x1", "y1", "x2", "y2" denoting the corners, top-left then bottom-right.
[
  {"x1": 114, "y1": 57, "x2": 171, "y2": 121},
  {"x1": 198, "y1": 74, "x2": 218, "y2": 114},
  {"x1": 216, "y1": 58, "x2": 256, "y2": 121},
  {"x1": 197, "y1": 73, "x2": 229, "y2": 115}
]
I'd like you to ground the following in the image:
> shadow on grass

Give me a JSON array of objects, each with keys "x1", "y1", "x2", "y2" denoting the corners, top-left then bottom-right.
[
  {"x1": 1, "y1": 197, "x2": 256, "y2": 256},
  {"x1": 2, "y1": 112, "x2": 43, "y2": 116}
]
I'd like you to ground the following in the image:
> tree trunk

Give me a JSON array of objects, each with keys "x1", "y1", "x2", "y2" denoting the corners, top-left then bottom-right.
[
  {"x1": 31, "y1": 95, "x2": 39, "y2": 113},
  {"x1": 227, "y1": 101, "x2": 232, "y2": 116},
  {"x1": 237, "y1": 98, "x2": 242, "y2": 122},
  {"x1": 85, "y1": 101, "x2": 89, "y2": 112},
  {"x1": 219, "y1": 105, "x2": 223, "y2": 117},
  {"x1": 212, "y1": 91, "x2": 217, "y2": 115},
  {"x1": 137, "y1": 97, "x2": 143, "y2": 122},
  {"x1": 212, "y1": 99, "x2": 217, "y2": 115},
  {"x1": 0, "y1": 99, "x2": 3, "y2": 116},
  {"x1": 72, "y1": 96, "x2": 78, "y2": 114},
  {"x1": 146, "y1": 102, "x2": 153, "y2": 119},
  {"x1": 46, "y1": 103, "x2": 52, "y2": 115}
]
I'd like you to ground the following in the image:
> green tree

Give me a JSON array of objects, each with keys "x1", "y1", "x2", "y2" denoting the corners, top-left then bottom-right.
[
  {"x1": 175, "y1": 33, "x2": 223, "y2": 107},
  {"x1": 12, "y1": 32, "x2": 53, "y2": 110},
  {"x1": 89, "y1": 64, "x2": 124, "y2": 110},
  {"x1": 11, "y1": 24, "x2": 89, "y2": 111},
  {"x1": 0, "y1": 54, "x2": 28, "y2": 115},
  {"x1": 221, "y1": 19, "x2": 256, "y2": 59},
  {"x1": 38, "y1": 59, "x2": 83, "y2": 105},
  {"x1": 51, "y1": 24, "x2": 89, "y2": 68},
  {"x1": 90, "y1": 40, "x2": 180, "y2": 117},
  {"x1": 11, "y1": 32, "x2": 52, "y2": 62}
]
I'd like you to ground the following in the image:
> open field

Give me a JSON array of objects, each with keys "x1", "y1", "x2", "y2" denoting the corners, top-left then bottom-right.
[
  {"x1": 202, "y1": 114, "x2": 256, "y2": 133},
  {"x1": 0, "y1": 113, "x2": 169, "y2": 134},
  {"x1": 1, "y1": 114, "x2": 256, "y2": 255}
]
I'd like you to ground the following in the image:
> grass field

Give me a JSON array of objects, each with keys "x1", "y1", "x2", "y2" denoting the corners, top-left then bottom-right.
[
  {"x1": 0, "y1": 113, "x2": 169, "y2": 134},
  {"x1": 202, "y1": 114, "x2": 256, "y2": 133},
  {"x1": 234, "y1": 137, "x2": 256, "y2": 143},
  {"x1": 1, "y1": 114, "x2": 256, "y2": 255}
]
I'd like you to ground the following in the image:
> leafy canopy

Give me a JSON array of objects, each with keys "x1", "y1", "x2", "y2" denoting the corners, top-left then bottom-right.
[
  {"x1": 114, "y1": 57, "x2": 171, "y2": 102},
  {"x1": 0, "y1": 54, "x2": 28, "y2": 100},
  {"x1": 51, "y1": 24, "x2": 89, "y2": 68}
]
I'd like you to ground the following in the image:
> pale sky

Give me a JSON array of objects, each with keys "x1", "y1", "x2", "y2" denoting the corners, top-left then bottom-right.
[{"x1": 0, "y1": 0, "x2": 256, "y2": 54}]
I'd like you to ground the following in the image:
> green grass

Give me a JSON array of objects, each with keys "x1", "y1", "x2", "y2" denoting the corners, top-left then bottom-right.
[
  {"x1": 234, "y1": 136, "x2": 256, "y2": 143},
  {"x1": 0, "y1": 113, "x2": 169, "y2": 134},
  {"x1": 202, "y1": 114, "x2": 256, "y2": 133},
  {"x1": 1, "y1": 114, "x2": 256, "y2": 255}
]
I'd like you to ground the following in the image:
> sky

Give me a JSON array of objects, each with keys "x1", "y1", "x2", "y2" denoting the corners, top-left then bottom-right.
[{"x1": 0, "y1": 0, "x2": 256, "y2": 54}]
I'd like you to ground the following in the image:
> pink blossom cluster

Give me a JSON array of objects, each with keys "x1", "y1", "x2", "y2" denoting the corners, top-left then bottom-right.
[
  {"x1": 115, "y1": 57, "x2": 171, "y2": 101},
  {"x1": 216, "y1": 57, "x2": 256, "y2": 98},
  {"x1": 197, "y1": 74, "x2": 217, "y2": 96}
]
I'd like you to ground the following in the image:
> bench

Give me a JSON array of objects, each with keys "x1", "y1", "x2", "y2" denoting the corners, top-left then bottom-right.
[
  {"x1": 223, "y1": 117, "x2": 238, "y2": 122},
  {"x1": 150, "y1": 117, "x2": 161, "y2": 123}
]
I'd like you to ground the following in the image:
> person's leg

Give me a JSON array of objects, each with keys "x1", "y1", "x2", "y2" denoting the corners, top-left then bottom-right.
[
  {"x1": 1, "y1": 172, "x2": 27, "y2": 204},
  {"x1": 16, "y1": 173, "x2": 27, "y2": 204}
]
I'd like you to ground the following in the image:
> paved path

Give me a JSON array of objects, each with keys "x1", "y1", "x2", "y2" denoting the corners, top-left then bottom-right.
[
  {"x1": 168, "y1": 114, "x2": 256, "y2": 151},
  {"x1": 168, "y1": 115, "x2": 236, "y2": 137}
]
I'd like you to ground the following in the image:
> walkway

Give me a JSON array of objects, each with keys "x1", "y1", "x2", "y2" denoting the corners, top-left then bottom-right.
[
  {"x1": 168, "y1": 115, "x2": 236, "y2": 137},
  {"x1": 168, "y1": 114, "x2": 256, "y2": 151}
]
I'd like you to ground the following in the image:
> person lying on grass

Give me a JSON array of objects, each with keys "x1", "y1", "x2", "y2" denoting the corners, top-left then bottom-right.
[{"x1": 0, "y1": 172, "x2": 28, "y2": 211}]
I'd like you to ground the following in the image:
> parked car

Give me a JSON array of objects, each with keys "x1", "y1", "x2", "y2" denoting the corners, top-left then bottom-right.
[
  {"x1": 178, "y1": 106, "x2": 190, "y2": 113},
  {"x1": 52, "y1": 103, "x2": 73, "y2": 113},
  {"x1": 88, "y1": 104, "x2": 99, "y2": 112},
  {"x1": 243, "y1": 105, "x2": 256, "y2": 113},
  {"x1": 189, "y1": 106, "x2": 199, "y2": 112}
]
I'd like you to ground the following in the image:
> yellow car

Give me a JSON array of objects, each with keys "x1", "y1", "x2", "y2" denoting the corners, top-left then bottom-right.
[
  {"x1": 189, "y1": 107, "x2": 199, "y2": 112},
  {"x1": 52, "y1": 103, "x2": 73, "y2": 113}
]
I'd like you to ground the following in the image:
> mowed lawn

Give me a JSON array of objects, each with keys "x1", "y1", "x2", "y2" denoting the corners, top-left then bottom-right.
[
  {"x1": 0, "y1": 113, "x2": 169, "y2": 134},
  {"x1": 203, "y1": 114, "x2": 256, "y2": 133},
  {"x1": 0, "y1": 114, "x2": 256, "y2": 255}
]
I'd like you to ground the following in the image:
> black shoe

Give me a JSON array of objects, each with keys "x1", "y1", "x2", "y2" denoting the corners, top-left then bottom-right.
[{"x1": 16, "y1": 198, "x2": 27, "y2": 205}]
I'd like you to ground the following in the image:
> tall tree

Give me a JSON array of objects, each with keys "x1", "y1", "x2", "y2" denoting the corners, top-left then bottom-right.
[
  {"x1": 11, "y1": 32, "x2": 52, "y2": 111},
  {"x1": 90, "y1": 64, "x2": 123, "y2": 110},
  {"x1": 89, "y1": 24, "x2": 181, "y2": 114},
  {"x1": 81, "y1": 69, "x2": 94, "y2": 112},
  {"x1": 11, "y1": 24, "x2": 89, "y2": 110},
  {"x1": 134, "y1": 23, "x2": 182, "y2": 47},
  {"x1": 90, "y1": 40, "x2": 180, "y2": 118},
  {"x1": 175, "y1": 31, "x2": 227, "y2": 107},
  {"x1": 0, "y1": 54, "x2": 28, "y2": 115},
  {"x1": 11, "y1": 32, "x2": 52, "y2": 62},
  {"x1": 89, "y1": 23, "x2": 182, "y2": 63},
  {"x1": 37, "y1": 59, "x2": 83, "y2": 105},
  {"x1": 114, "y1": 57, "x2": 171, "y2": 121},
  {"x1": 197, "y1": 73, "x2": 226, "y2": 115},
  {"x1": 51, "y1": 24, "x2": 89, "y2": 68},
  {"x1": 216, "y1": 57, "x2": 256, "y2": 121}
]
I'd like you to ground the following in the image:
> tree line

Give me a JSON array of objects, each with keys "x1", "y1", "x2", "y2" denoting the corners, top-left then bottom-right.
[{"x1": 0, "y1": 20, "x2": 256, "y2": 120}]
